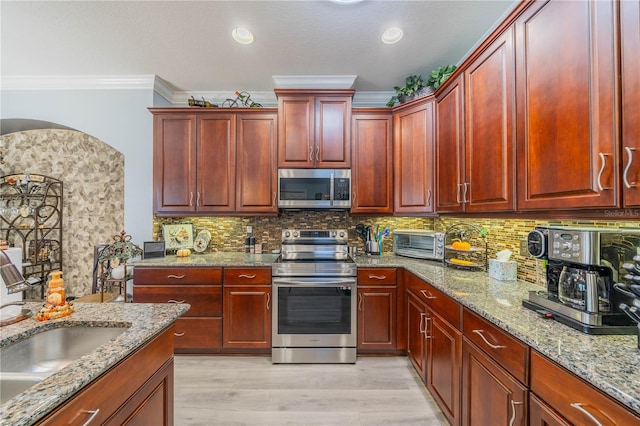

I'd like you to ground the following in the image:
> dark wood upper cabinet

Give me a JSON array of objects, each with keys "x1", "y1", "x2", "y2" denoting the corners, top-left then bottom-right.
[
  {"x1": 435, "y1": 75, "x2": 465, "y2": 213},
  {"x1": 621, "y1": 0, "x2": 640, "y2": 208},
  {"x1": 276, "y1": 89, "x2": 354, "y2": 168},
  {"x1": 351, "y1": 109, "x2": 393, "y2": 214},
  {"x1": 235, "y1": 112, "x2": 278, "y2": 214},
  {"x1": 463, "y1": 26, "x2": 516, "y2": 212},
  {"x1": 515, "y1": 0, "x2": 619, "y2": 210},
  {"x1": 393, "y1": 99, "x2": 436, "y2": 214}
]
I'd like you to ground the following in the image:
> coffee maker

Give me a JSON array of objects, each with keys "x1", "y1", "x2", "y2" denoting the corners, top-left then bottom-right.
[{"x1": 523, "y1": 226, "x2": 640, "y2": 334}]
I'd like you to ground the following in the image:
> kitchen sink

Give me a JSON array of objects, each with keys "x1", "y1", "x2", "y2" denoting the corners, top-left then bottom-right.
[{"x1": 0, "y1": 326, "x2": 127, "y2": 404}]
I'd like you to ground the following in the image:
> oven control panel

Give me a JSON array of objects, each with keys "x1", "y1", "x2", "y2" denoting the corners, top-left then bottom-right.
[{"x1": 282, "y1": 229, "x2": 348, "y2": 243}]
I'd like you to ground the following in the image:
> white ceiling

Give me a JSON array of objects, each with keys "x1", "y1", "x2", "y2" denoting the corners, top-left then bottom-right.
[{"x1": 1, "y1": 0, "x2": 518, "y2": 104}]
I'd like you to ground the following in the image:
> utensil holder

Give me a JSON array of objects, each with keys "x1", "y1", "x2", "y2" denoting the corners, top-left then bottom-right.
[{"x1": 366, "y1": 241, "x2": 380, "y2": 255}]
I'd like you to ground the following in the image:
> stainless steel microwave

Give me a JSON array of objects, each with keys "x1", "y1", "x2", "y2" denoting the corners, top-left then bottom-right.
[
  {"x1": 393, "y1": 229, "x2": 445, "y2": 261},
  {"x1": 278, "y1": 169, "x2": 351, "y2": 209}
]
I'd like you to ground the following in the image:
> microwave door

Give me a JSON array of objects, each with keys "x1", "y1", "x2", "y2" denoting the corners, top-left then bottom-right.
[{"x1": 278, "y1": 176, "x2": 331, "y2": 208}]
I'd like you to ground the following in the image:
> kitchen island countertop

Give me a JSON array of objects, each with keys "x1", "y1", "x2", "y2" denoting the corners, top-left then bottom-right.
[{"x1": 0, "y1": 302, "x2": 189, "y2": 426}]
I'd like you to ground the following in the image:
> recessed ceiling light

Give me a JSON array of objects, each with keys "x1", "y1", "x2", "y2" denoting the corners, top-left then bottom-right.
[
  {"x1": 381, "y1": 27, "x2": 403, "y2": 44},
  {"x1": 232, "y1": 26, "x2": 254, "y2": 45}
]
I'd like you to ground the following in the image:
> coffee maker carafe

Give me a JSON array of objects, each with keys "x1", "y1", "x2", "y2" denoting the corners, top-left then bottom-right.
[{"x1": 556, "y1": 264, "x2": 611, "y2": 314}]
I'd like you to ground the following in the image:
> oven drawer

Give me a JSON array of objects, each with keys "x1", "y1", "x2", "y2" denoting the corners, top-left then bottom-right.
[
  {"x1": 134, "y1": 267, "x2": 222, "y2": 285},
  {"x1": 358, "y1": 268, "x2": 397, "y2": 285},
  {"x1": 224, "y1": 267, "x2": 271, "y2": 284}
]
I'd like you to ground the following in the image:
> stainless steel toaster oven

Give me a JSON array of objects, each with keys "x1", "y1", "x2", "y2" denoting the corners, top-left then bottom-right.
[{"x1": 392, "y1": 229, "x2": 445, "y2": 261}]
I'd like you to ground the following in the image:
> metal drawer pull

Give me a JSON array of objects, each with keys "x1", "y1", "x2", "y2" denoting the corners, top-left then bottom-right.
[
  {"x1": 167, "y1": 299, "x2": 185, "y2": 304},
  {"x1": 623, "y1": 147, "x2": 637, "y2": 189},
  {"x1": 358, "y1": 293, "x2": 363, "y2": 311},
  {"x1": 472, "y1": 329, "x2": 506, "y2": 349},
  {"x1": 509, "y1": 401, "x2": 523, "y2": 426},
  {"x1": 420, "y1": 290, "x2": 436, "y2": 299},
  {"x1": 570, "y1": 403, "x2": 604, "y2": 426},
  {"x1": 81, "y1": 409, "x2": 100, "y2": 426},
  {"x1": 597, "y1": 153, "x2": 611, "y2": 191},
  {"x1": 267, "y1": 293, "x2": 271, "y2": 310},
  {"x1": 368, "y1": 275, "x2": 386, "y2": 280},
  {"x1": 174, "y1": 332, "x2": 186, "y2": 337},
  {"x1": 419, "y1": 312, "x2": 426, "y2": 334},
  {"x1": 167, "y1": 274, "x2": 185, "y2": 279},
  {"x1": 238, "y1": 274, "x2": 257, "y2": 279}
]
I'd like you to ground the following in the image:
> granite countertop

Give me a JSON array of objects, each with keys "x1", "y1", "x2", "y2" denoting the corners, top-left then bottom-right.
[
  {"x1": 355, "y1": 254, "x2": 640, "y2": 416},
  {"x1": 132, "y1": 252, "x2": 280, "y2": 267},
  {"x1": 0, "y1": 302, "x2": 189, "y2": 426}
]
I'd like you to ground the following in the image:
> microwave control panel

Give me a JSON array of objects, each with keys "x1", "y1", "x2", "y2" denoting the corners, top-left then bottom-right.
[{"x1": 334, "y1": 178, "x2": 350, "y2": 201}]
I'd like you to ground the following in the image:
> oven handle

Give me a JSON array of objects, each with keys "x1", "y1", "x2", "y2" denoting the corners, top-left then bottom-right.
[{"x1": 272, "y1": 277, "x2": 356, "y2": 287}]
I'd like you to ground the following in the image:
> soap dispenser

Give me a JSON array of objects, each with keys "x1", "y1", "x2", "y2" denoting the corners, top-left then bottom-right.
[{"x1": 46, "y1": 270, "x2": 65, "y2": 307}]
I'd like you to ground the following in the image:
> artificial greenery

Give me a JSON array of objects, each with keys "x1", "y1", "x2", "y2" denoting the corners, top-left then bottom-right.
[
  {"x1": 386, "y1": 74, "x2": 427, "y2": 107},
  {"x1": 426, "y1": 64, "x2": 457, "y2": 89}
]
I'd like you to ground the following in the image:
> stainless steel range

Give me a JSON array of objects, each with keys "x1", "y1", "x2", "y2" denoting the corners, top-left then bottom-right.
[{"x1": 272, "y1": 229, "x2": 357, "y2": 364}]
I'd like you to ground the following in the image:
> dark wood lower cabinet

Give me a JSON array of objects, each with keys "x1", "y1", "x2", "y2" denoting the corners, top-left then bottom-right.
[
  {"x1": 529, "y1": 394, "x2": 571, "y2": 426},
  {"x1": 357, "y1": 286, "x2": 397, "y2": 350},
  {"x1": 407, "y1": 290, "x2": 428, "y2": 380},
  {"x1": 461, "y1": 338, "x2": 527, "y2": 426},
  {"x1": 223, "y1": 285, "x2": 271, "y2": 349}
]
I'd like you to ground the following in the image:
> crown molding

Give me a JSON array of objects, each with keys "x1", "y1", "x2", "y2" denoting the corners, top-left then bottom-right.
[
  {"x1": 1, "y1": 74, "x2": 391, "y2": 107},
  {"x1": 272, "y1": 75, "x2": 357, "y2": 89}
]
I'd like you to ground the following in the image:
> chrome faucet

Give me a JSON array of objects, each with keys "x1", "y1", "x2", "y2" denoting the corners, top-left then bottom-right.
[{"x1": 0, "y1": 250, "x2": 32, "y2": 326}]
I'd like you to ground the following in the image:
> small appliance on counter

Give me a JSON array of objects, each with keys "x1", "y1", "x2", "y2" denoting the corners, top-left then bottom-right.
[
  {"x1": 392, "y1": 229, "x2": 444, "y2": 260},
  {"x1": 523, "y1": 226, "x2": 640, "y2": 334}
]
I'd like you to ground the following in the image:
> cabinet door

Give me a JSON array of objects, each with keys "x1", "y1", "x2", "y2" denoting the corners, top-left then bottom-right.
[
  {"x1": 394, "y1": 100, "x2": 435, "y2": 213},
  {"x1": 277, "y1": 95, "x2": 314, "y2": 167},
  {"x1": 426, "y1": 310, "x2": 461, "y2": 426},
  {"x1": 461, "y1": 338, "x2": 527, "y2": 426},
  {"x1": 315, "y1": 96, "x2": 351, "y2": 167},
  {"x1": 223, "y1": 285, "x2": 272, "y2": 349},
  {"x1": 153, "y1": 113, "x2": 197, "y2": 214},
  {"x1": 515, "y1": 0, "x2": 618, "y2": 210},
  {"x1": 621, "y1": 0, "x2": 640, "y2": 207},
  {"x1": 196, "y1": 114, "x2": 236, "y2": 212},
  {"x1": 357, "y1": 286, "x2": 396, "y2": 350},
  {"x1": 436, "y1": 75, "x2": 465, "y2": 213},
  {"x1": 236, "y1": 113, "x2": 278, "y2": 213},
  {"x1": 351, "y1": 111, "x2": 393, "y2": 214},
  {"x1": 464, "y1": 26, "x2": 516, "y2": 212},
  {"x1": 407, "y1": 290, "x2": 427, "y2": 381}
]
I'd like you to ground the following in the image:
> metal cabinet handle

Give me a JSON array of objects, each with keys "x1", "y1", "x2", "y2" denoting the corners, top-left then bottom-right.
[
  {"x1": 456, "y1": 184, "x2": 462, "y2": 203},
  {"x1": 570, "y1": 403, "x2": 604, "y2": 426},
  {"x1": 368, "y1": 275, "x2": 386, "y2": 280},
  {"x1": 167, "y1": 274, "x2": 186, "y2": 279},
  {"x1": 273, "y1": 191, "x2": 277, "y2": 205},
  {"x1": 424, "y1": 316, "x2": 432, "y2": 339},
  {"x1": 463, "y1": 182, "x2": 470, "y2": 203},
  {"x1": 358, "y1": 293, "x2": 363, "y2": 311},
  {"x1": 238, "y1": 274, "x2": 257, "y2": 279},
  {"x1": 196, "y1": 191, "x2": 201, "y2": 207},
  {"x1": 427, "y1": 189, "x2": 432, "y2": 207},
  {"x1": 174, "y1": 332, "x2": 185, "y2": 337},
  {"x1": 597, "y1": 153, "x2": 611, "y2": 191},
  {"x1": 623, "y1": 147, "x2": 637, "y2": 189},
  {"x1": 472, "y1": 329, "x2": 506, "y2": 349},
  {"x1": 167, "y1": 299, "x2": 185, "y2": 304},
  {"x1": 315, "y1": 146, "x2": 320, "y2": 162},
  {"x1": 419, "y1": 312, "x2": 426, "y2": 334},
  {"x1": 81, "y1": 409, "x2": 100, "y2": 426},
  {"x1": 309, "y1": 146, "x2": 313, "y2": 162},
  {"x1": 420, "y1": 289, "x2": 436, "y2": 299},
  {"x1": 509, "y1": 401, "x2": 523, "y2": 426},
  {"x1": 189, "y1": 192, "x2": 194, "y2": 207},
  {"x1": 267, "y1": 293, "x2": 271, "y2": 310}
]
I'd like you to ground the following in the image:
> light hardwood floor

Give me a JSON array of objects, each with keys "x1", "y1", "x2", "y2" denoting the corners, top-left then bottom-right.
[{"x1": 174, "y1": 355, "x2": 447, "y2": 426}]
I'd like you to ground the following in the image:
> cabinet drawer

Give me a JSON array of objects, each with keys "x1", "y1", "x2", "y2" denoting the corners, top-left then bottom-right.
[
  {"x1": 463, "y1": 308, "x2": 528, "y2": 384},
  {"x1": 134, "y1": 267, "x2": 222, "y2": 285},
  {"x1": 134, "y1": 285, "x2": 222, "y2": 317},
  {"x1": 358, "y1": 268, "x2": 397, "y2": 285},
  {"x1": 224, "y1": 267, "x2": 271, "y2": 284},
  {"x1": 173, "y1": 317, "x2": 222, "y2": 350},
  {"x1": 531, "y1": 351, "x2": 640, "y2": 426},
  {"x1": 408, "y1": 280, "x2": 461, "y2": 329}
]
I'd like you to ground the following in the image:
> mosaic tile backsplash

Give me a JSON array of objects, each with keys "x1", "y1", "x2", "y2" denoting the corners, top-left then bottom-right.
[{"x1": 0, "y1": 129, "x2": 125, "y2": 298}]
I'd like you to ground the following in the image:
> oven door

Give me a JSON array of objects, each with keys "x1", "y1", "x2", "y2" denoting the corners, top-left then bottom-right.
[{"x1": 272, "y1": 277, "x2": 357, "y2": 348}]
